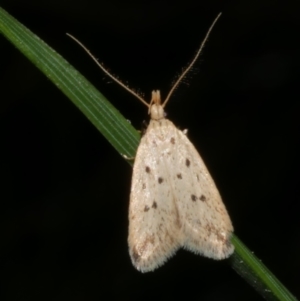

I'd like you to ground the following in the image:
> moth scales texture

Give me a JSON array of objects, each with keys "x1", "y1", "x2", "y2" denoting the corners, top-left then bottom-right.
[
  {"x1": 129, "y1": 91, "x2": 234, "y2": 273},
  {"x1": 67, "y1": 13, "x2": 234, "y2": 273}
]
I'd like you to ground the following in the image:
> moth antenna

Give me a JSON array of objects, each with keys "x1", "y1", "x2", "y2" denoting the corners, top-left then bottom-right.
[
  {"x1": 162, "y1": 13, "x2": 222, "y2": 108},
  {"x1": 66, "y1": 33, "x2": 150, "y2": 108}
]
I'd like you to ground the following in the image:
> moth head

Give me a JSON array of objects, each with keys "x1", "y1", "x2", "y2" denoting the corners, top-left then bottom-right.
[{"x1": 149, "y1": 90, "x2": 164, "y2": 120}]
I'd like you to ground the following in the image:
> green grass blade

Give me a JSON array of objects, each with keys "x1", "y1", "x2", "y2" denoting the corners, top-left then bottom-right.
[
  {"x1": 231, "y1": 236, "x2": 297, "y2": 301},
  {"x1": 0, "y1": 6, "x2": 297, "y2": 301},
  {"x1": 0, "y1": 6, "x2": 140, "y2": 160}
]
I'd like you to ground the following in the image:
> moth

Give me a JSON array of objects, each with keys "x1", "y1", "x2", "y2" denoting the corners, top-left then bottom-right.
[{"x1": 68, "y1": 12, "x2": 234, "y2": 273}]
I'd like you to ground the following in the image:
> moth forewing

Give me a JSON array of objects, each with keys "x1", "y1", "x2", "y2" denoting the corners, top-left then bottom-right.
[{"x1": 128, "y1": 97, "x2": 233, "y2": 272}]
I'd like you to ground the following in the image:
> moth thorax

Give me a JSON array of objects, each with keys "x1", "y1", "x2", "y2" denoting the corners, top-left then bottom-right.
[{"x1": 150, "y1": 104, "x2": 165, "y2": 120}]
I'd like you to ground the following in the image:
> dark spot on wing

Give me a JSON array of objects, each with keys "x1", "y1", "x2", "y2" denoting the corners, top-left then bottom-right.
[
  {"x1": 200, "y1": 195, "x2": 206, "y2": 202},
  {"x1": 145, "y1": 166, "x2": 151, "y2": 173},
  {"x1": 147, "y1": 235, "x2": 155, "y2": 245},
  {"x1": 191, "y1": 194, "x2": 197, "y2": 202},
  {"x1": 205, "y1": 223, "x2": 212, "y2": 233},
  {"x1": 152, "y1": 201, "x2": 157, "y2": 209},
  {"x1": 158, "y1": 177, "x2": 164, "y2": 184},
  {"x1": 132, "y1": 247, "x2": 140, "y2": 262},
  {"x1": 142, "y1": 183, "x2": 146, "y2": 189},
  {"x1": 159, "y1": 121, "x2": 162, "y2": 126},
  {"x1": 186, "y1": 158, "x2": 190, "y2": 167},
  {"x1": 170, "y1": 137, "x2": 175, "y2": 144},
  {"x1": 144, "y1": 205, "x2": 150, "y2": 212},
  {"x1": 195, "y1": 219, "x2": 201, "y2": 226},
  {"x1": 196, "y1": 174, "x2": 200, "y2": 182},
  {"x1": 177, "y1": 173, "x2": 182, "y2": 179}
]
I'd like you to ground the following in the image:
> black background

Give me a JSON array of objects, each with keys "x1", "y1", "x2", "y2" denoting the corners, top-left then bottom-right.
[{"x1": 0, "y1": 0, "x2": 299, "y2": 300}]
